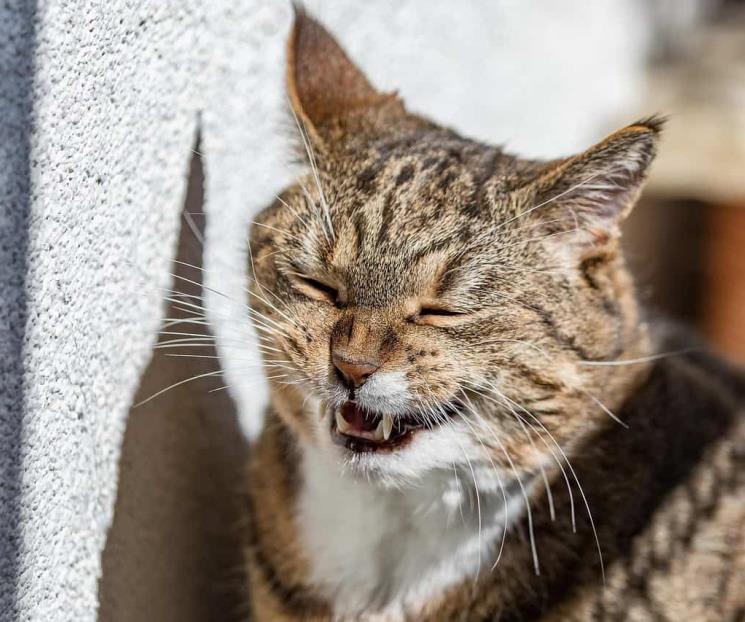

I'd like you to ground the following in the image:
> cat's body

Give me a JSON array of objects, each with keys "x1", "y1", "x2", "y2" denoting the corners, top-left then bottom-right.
[
  {"x1": 242, "y1": 10, "x2": 745, "y2": 621},
  {"x1": 246, "y1": 330, "x2": 745, "y2": 621}
]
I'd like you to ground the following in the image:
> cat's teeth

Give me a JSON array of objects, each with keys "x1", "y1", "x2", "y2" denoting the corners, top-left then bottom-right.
[
  {"x1": 335, "y1": 409, "x2": 393, "y2": 443},
  {"x1": 372, "y1": 418, "x2": 386, "y2": 441},
  {"x1": 335, "y1": 410, "x2": 351, "y2": 434},
  {"x1": 382, "y1": 414, "x2": 393, "y2": 441}
]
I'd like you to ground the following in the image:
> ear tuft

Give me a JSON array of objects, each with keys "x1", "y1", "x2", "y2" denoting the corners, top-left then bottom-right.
[{"x1": 628, "y1": 114, "x2": 667, "y2": 135}]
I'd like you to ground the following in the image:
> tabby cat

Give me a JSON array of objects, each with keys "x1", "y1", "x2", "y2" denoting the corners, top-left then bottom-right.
[{"x1": 243, "y1": 9, "x2": 745, "y2": 621}]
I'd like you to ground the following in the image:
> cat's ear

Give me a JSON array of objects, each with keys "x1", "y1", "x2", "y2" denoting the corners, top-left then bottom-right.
[
  {"x1": 286, "y1": 6, "x2": 405, "y2": 148},
  {"x1": 528, "y1": 118, "x2": 663, "y2": 248}
]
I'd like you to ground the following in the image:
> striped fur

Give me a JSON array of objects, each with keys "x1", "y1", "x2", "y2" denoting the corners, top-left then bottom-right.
[{"x1": 242, "y1": 9, "x2": 745, "y2": 621}]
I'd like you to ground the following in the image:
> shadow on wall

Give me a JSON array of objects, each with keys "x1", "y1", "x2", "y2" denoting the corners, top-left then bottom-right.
[
  {"x1": 0, "y1": 2, "x2": 35, "y2": 617},
  {"x1": 98, "y1": 148, "x2": 250, "y2": 621}
]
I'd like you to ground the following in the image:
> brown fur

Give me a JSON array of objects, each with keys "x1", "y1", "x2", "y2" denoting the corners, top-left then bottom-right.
[
  {"x1": 246, "y1": 345, "x2": 745, "y2": 621},
  {"x1": 242, "y1": 9, "x2": 745, "y2": 621}
]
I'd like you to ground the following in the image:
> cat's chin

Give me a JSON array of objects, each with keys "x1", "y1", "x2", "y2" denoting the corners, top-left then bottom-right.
[{"x1": 328, "y1": 400, "x2": 460, "y2": 454}]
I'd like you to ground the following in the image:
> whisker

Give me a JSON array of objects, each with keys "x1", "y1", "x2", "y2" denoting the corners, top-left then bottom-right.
[
  {"x1": 458, "y1": 391, "x2": 539, "y2": 574},
  {"x1": 495, "y1": 171, "x2": 602, "y2": 231},
  {"x1": 166, "y1": 271, "x2": 294, "y2": 337},
  {"x1": 450, "y1": 395, "x2": 510, "y2": 571},
  {"x1": 469, "y1": 382, "x2": 604, "y2": 581},
  {"x1": 134, "y1": 369, "x2": 226, "y2": 407},
  {"x1": 464, "y1": 378, "x2": 576, "y2": 532},
  {"x1": 250, "y1": 221, "x2": 304, "y2": 244},
  {"x1": 420, "y1": 387, "x2": 488, "y2": 580},
  {"x1": 287, "y1": 94, "x2": 335, "y2": 241},
  {"x1": 583, "y1": 392, "x2": 628, "y2": 429},
  {"x1": 578, "y1": 348, "x2": 697, "y2": 366}
]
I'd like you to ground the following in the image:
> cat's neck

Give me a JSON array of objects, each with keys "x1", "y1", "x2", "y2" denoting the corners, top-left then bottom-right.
[
  {"x1": 295, "y1": 443, "x2": 531, "y2": 618},
  {"x1": 261, "y1": 308, "x2": 654, "y2": 618},
  {"x1": 250, "y1": 325, "x2": 742, "y2": 621}
]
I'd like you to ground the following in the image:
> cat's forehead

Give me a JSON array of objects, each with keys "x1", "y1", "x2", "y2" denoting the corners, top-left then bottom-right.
[
  {"x1": 333, "y1": 134, "x2": 533, "y2": 212},
  {"x1": 314, "y1": 135, "x2": 539, "y2": 256}
]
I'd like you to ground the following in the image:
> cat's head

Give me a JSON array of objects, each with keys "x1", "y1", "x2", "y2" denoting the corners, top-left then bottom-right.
[{"x1": 249, "y1": 9, "x2": 660, "y2": 485}]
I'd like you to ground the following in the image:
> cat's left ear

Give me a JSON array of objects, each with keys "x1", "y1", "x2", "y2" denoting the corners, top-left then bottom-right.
[
  {"x1": 286, "y1": 6, "x2": 407, "y2": 150},
  {"x1": 528, "y1": 117, "x2": 663, "y2": 248}
]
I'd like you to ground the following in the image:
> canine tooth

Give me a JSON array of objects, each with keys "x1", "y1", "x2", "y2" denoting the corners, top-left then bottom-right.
[
  {"x1": 372, "y1": 419, "x2": 386, "y2": 441},
  {"x1": 382, "y1": 414, "x2": 393, "y2": 441},
  {"x1": 335, "y1": 410, "x2": 350, "y2": 434}
]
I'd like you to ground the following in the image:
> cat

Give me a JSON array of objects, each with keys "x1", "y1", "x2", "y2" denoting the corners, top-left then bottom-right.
[{"x1": 242, "y1": 8, "x2": 745, "y2": 621}]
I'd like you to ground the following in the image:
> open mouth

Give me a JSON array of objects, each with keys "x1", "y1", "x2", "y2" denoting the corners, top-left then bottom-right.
[{"x1": 330, "y1": 400, "x2": 460, "y2": 453}]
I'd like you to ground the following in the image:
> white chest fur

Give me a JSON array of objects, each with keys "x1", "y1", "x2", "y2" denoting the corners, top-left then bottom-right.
[{"x1": 296, "y1": 447, "x2": 527, "y2": 619}]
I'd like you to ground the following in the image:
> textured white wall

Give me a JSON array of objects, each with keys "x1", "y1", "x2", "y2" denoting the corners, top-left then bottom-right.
[
  {"x1": 0, "y1": 2, "x2": 205, "y2": 619},
  {"x1": 0, "y1": 1, "x2": 652, "y2": 619}
]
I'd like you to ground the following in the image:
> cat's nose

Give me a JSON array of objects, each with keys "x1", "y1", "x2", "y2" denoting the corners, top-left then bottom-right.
[{"x1": 332, "y1": 352, "x2": 380, "y2": 389}]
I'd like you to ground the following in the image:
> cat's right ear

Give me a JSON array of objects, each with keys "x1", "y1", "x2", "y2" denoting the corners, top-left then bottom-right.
[
  {"x1": 525, "y1": 118, "x2": 664, "y2": 250},
  {"x1": 286, "y1": 6, "x2": 404, "y2": 149}
]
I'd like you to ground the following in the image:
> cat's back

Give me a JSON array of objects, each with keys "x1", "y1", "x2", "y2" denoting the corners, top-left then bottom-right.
[{"x1": 549, "y1": 327, "x2": 745, "y2": 622}]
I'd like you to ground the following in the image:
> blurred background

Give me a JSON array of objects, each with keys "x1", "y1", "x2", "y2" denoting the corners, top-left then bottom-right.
[{"x1": 619, "y1": 0, "x2": 745, "y2": 365}]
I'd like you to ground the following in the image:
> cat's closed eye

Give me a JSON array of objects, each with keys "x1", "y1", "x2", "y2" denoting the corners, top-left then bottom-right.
[
  {"x1": 410, "y1": 304, "x2": 470, "y2": 327},
  {"x1": 290, "y1": 274, "x2": 341, "y2": 305}
]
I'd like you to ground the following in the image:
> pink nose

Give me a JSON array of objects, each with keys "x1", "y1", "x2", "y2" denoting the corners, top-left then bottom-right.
[{"x1": 332, "y1": 353, "x2": 380, "y2": 388}]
